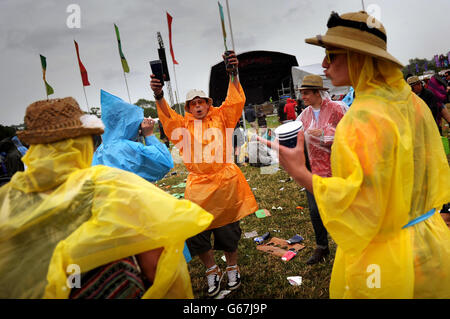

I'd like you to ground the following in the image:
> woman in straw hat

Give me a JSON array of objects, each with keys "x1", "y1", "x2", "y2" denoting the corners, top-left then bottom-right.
[
  {"x1": 260, "y1": 11, "x2": 450, "y2": 298},
  {"x1": 0, "y1": 97, "x2": 213, "y2": 298}
]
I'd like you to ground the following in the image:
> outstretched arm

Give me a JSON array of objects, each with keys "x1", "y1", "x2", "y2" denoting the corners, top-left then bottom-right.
[{"x1": 150, "y1": 74, "x2": 171, "y2": 118}]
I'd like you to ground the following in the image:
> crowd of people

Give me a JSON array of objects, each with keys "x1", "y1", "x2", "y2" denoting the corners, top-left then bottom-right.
[{"x1": 0, "y1": 10, "x2": 449, "y2": 299}]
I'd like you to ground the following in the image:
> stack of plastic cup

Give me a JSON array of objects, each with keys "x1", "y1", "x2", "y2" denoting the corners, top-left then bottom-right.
[{"x1": 274, "y1": 121, "x2": 303, "y2": 148}]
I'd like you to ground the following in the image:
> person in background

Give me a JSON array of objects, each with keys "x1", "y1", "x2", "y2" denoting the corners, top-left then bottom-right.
[
  {"x1": 296, "y1": 74, "x2": 345, "y2": 265},
  {"x1": 407, "y1": 76, "x2": 444, "y2": 133},
  {"x1": 0, "y1": 97, "x2": 213, "y2": 299},
  {"x1": 260, "y1": 11, "x2": 450, "y2": 298},
  {"x1": 284, "y1": 98, "x2": 297, "y2": 121}
]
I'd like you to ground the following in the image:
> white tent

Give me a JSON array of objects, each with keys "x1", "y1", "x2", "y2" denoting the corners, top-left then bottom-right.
[{"x1": 292, "y1": 64, "x2": 350, "y2": 99}]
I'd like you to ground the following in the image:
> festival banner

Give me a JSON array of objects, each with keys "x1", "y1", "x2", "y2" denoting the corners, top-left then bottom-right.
[
  {"x1": 74, "y1": 40, "x2": 90, "y2": 86},
  {"x1": 114, "y1": 24, "x2": 130, "y2": 73},
  {"x1": 166, "y1": 12, "x2": 179, "y2": 65},
  {"x1": 39, "y1": 54, "x2": 54, "y2": 96},
  {"x1": 434, "y1": 55, "x2": 440, "y2": 68}
]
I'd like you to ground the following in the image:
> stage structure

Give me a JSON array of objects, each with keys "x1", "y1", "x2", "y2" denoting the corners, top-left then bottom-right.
[{"x1": 209, "y1": 50, "x2": 299, "y2": 106}]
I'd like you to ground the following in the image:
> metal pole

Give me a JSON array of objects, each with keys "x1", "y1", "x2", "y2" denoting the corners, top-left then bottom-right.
[
  {"x1": 123, "y1": 71, "x2": 131, "y2": 103},
  {"x1": 361, "y1": 0, "x2": 365, "y2": 11},
  {"x1": 225, "y1": 0, "x2": 247, "y2": 138},
  {"x1": 172, "y1": 63, "x2": 182, "y2": 114},
  {"x1": 82, "y1": 85, "x2": 90, "y2": 113}
]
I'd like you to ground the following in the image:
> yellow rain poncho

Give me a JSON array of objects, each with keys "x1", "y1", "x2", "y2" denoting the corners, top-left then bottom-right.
[
  {"x1": 157, "y1": 81, "x2": 258, "y2": 230},
  {"x1": 313, "y1": 52, "x2": 450, "y2": 298},
  {"x1": 0, "y1": 136, "x2": 213, "y2": 299}
]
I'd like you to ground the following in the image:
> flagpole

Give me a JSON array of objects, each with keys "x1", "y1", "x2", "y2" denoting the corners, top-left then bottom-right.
[
  {"x1": 225, "y1": 0, "x2": 247, "y2": 137},
  {"x1": 172, "y1": 63, "x2": 182, "y2": 114},
  {"x1": 123, "y1": 71, "x2": 131, "y2": 103},
  {"x1": 361, "y1": 0, "x2": 365, "y2": 11},
  {"x1": 74, "y1": 38, "x2": 90, "y2": 113}
]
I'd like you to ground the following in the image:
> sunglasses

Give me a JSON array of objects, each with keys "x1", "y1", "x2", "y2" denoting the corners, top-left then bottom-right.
[{"x1": 325, "y1": 49, "x2": 347, "y2": 64}]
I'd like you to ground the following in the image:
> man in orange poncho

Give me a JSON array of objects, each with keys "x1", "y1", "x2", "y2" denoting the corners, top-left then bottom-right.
[
  {"x1": 260, "y1": 11, "x2": 450, "y2": 298},
  {"x1": 150, "y1": 51, "x2": 258, "y2": 297}
]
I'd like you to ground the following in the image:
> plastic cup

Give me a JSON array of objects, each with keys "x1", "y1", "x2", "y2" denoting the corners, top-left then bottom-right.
[{"x1": 274, "y1": 121, "x2": 303, "y2": 148}]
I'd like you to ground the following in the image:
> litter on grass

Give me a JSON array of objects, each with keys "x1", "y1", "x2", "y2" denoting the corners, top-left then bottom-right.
[
  {"x1": 255, "y1": 209, "x2": 271, "y2": 218},
  {"x1": 172, "y1": 182, "x2": 186, "y2": 188},
  {"x1": 244, "y1": 231, "x2": 258, "y2": 238},
  {"x1": 287, "y1": 276, "x2": 302, "y2": 286}
]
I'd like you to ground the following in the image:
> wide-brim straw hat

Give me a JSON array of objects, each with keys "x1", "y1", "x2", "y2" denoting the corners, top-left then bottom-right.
[
  {"x1": 305, "y1": 11, "x2": 404, "y2": 68},
  {"x1": 185, "y1": 89, "x2": 213, "y2": 113},
  {"x1": 407, "y1": 76, "x2": 421, "y2": 86},
  {"x1": 298, "y1": 74, "x2": 329, "y2": 91},
  {"x1": 17, "y1": 97, "x2": 105, "y2": 144}
]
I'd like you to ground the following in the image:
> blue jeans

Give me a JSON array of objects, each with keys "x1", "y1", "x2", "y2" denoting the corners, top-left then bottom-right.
[{"x1": 306, "y1": 191, "x2": 328, "y2": 248}]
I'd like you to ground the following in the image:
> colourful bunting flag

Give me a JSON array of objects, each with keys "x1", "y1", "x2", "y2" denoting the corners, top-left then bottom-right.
[
  {"x1": 114, "y1": 24, "x2": 130, "y2": 73},
  {"x1": 166, "y1": 12, "x2": 178, "y2": 65},
  {"x1": 434, "y1": 55, "x2": 440, "y2": 68},
  {"x1": 218, "y1": 2, "x2": 228, "y2": 50},
  {"x1": 39, "y1": 54, "x2": 54, "y2": 96},
  {"x1": 74, "y1": 40, "x2": 90, "y2": 86}
]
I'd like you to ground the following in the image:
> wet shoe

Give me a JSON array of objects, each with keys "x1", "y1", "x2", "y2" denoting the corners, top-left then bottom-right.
[
  {"x1": 226, "y1": 265, "x2": 241, "y2": 290},
  {"x1": 206, "y1": 265, "x2": 224, "y2": 297},
  {"x1": 306, "y1": 247, "x2": 330, "y2": 265}
]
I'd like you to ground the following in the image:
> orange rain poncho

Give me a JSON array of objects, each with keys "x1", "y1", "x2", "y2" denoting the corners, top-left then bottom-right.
[
  {"x1": 157, "y1": 81, "x2": 258, "y2": 230},
  {"x1": 313, "y1": 52, "x2": 450, "y2": 298},
  {"x1": 0, "y1": 136, "x2": 213, "y2": 298}
]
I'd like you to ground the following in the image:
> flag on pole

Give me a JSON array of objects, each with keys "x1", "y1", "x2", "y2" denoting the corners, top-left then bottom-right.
[
  {"x1": 415, "y1": 63, "x2": 419, "y2": 74},
  {"x1": 424, "y1": 61, "x2": 428, "y2": 71},
  {"x1": 434, "y1": 55, "x2": 440, "y2": 68},
  {"x1": 166, "y1": 12, "x2": 178, "y2": 65},
  {"x1": 114, "y1": 24, "x2": 130, "y2": 73},
  {"x1": 39, "y1": 54, "x2": 54, "y2": 96},
  {"x1": 74, "y1": 40, "x2": 90, "y2": 86},
  {"x1": 218, "y1": 2, "x2": 228, "y2": 50}
]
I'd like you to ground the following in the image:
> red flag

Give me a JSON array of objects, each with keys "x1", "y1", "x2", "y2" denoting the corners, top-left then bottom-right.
[
  {"x1": 74, "y1": 40, "x2": 90, "y2": 86},
  {"x1": 166, "y1": 12, "x2": 179, "y2": 65}
]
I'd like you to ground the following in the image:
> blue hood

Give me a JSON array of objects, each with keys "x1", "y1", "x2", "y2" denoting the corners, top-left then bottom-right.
[
  {"x1": 93, "y1": 90, "x2": 173, "y2": 182},
  {"x1": 100, "y1": 90, "x2": 143, "y2": 142}
]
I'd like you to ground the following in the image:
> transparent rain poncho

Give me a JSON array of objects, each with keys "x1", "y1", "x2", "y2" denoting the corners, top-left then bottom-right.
[
  {"x1": 313, "y1": 52, "x2": 450, "y2": 298},
  {"x1": 92, "y1": 90, "x2": 173, "y2": 182},
  {"x1": 296, "y1": 97, "x2": 345, "y2": 177},
  {"x1": 0, "y1": 136, "x2": 213, "y2": 298}
]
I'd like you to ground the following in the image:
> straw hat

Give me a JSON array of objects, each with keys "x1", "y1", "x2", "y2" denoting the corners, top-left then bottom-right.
[
  {"x1": 17, "y1": 97, "x2": 104, "y2": 144},
  {"x1": 298, "y1": 74, "x2": 328, "y2": 91},
  {"x1": 185, "y1": 89, "x2": 212, "y2": 113},
  {"x1": 407, "y1": 76, "x2": 421, "y2": 86},
  {"x1": 305, "y1": 11, "x2": 403, "y2": 68}
]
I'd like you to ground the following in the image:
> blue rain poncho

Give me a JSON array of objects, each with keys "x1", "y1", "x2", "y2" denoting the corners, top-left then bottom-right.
[
  {"x1": 93, "y1": 90, "x2": 173, "y2": 182},
  {"x1": 11, "y1": 136, "x2": 28, "y2": 157}
]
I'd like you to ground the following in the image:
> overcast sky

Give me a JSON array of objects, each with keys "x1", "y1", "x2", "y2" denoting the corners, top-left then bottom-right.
[{"x1": 1, "y1": 0, "x2": 449, "y2": 126}]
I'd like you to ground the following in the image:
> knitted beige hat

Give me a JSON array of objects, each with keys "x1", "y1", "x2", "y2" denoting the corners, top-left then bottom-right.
[
  {"x1": 17, "y1": 97, "x2": 104, "y2": 144},
  {"x1": 305, "y1": 11, "x2": 403, "y2": 68}
]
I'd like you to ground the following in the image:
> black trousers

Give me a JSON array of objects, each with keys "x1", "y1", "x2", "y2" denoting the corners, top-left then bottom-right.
[{"x1": 306, "y1": 190, "x2": 329, "y2": 248}]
